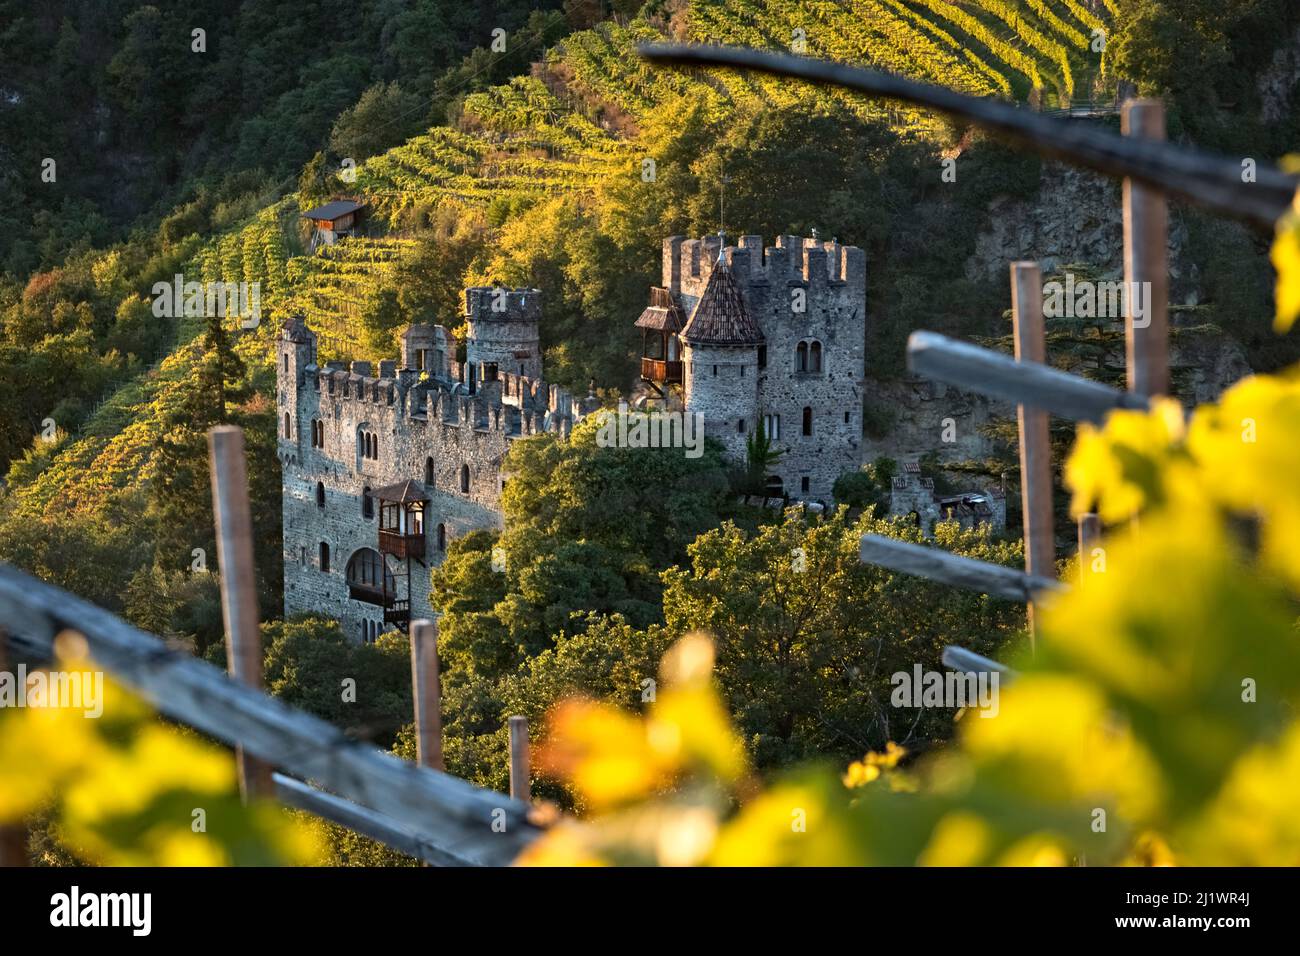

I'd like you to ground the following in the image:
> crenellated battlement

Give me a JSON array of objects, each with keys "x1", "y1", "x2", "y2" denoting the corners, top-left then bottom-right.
[
  {"x1": 464, "y1": 286, "x2": 542, "y2": 321},
  {"x1": 642, "y1": 233, "x2": 868, "y2": 503},
  {"x1": 286, "y1": 318, "x2": 583, "y2": 450},
  {"x1": 663, "y1": 234, "x2": 866, "y2": 299}
]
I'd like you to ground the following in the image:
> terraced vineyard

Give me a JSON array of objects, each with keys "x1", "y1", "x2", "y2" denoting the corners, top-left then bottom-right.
[
  {"x1": 10, "y1": 0, "x2": 1127, "y2": 549},
  {"x1": 185, "y1": 0, "x2": 1119, "y2": 330}
]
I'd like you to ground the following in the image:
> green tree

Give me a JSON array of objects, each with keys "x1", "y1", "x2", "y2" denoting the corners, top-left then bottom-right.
[
  {"x1": 661, "y1": 510, "x2": 1025, "y2": 768},
  {"x1": 832, "y1": 456, "x2": 898, "y2": 510},
  {"x1": 742, "y1": 418, "x2": 784, "y2": 495},
  {"x1": 329, "y1": 82, "x2": 425, "y2": 163},
  {"x1": 261, "y1": 616, "x2": 413, "y2": 749}
]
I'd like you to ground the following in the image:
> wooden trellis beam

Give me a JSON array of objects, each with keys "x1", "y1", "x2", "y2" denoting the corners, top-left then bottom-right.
[
  {"x1": 272, "y1": 773, "x2": 473, "y2": 867},
  {"x1": 1123, "y1": 100, "x2": 1170, "y2": 397},
  {"x1": 637, "y1": 44, "x2": 1297, "y2": 229},
  {"x1": 906, "y1": 331, "x2": 1149, "y2": 423},
  {"x1": 859, "y1": 534, "x2": 1065, "y2": 603},
  {"x1": 941, "y1": 645, "x2": 1016, "y2": 682},
  {"x1": 209, "y1": 426, "x2": 275, "y2": 802},
  {"x1": 0, "y1": 562, "x2": 543, "y2": 867}
]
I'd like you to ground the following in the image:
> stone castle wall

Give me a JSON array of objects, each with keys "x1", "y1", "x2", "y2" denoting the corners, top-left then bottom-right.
[
  {"x1": 276, "y1": 306, "x2": 579, "y2": 644},
  {"x1": 666, "y1": 235, "x2": 868, "y2": 499},
  {"x1": 464, "y1": 286, "x2": 543, "y2": 382}
]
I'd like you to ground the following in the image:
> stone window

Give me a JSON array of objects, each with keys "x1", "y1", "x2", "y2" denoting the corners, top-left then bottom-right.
[
  {"x1": 284, "y1": 412, "x2": 292, "y2": 439},
  {"x1": 425, "y1": 456, "x2": 435, "y2": 487},
  {"x1": 319, "y1": 541, "x2": 330, "y2": 573},
  {"x1": 436, "y1": 523, "x2": 447, "y2": 552},
  {"x1": 764, "y1": 475, "x2": 784, "y2": 496},
  {"x1": 316, "y1": 482, "x2": 325, "y2": 509},
  {"x1": 801, "y1": 476, "x2": 810, "y2": 494},
  {"x1": 737, "y1": 419, "x2": 745, "y2": 434},
  {"x1": 363, "y1": 486, "x2": 374, "y2": 520},
  {"x1": 796, "y1": 340, "x2": 823, "y2": 374},
  {"x1": 802, "y1": 406, "x2": 813, "y2": 436},
  {"x1": 758, "y1": 345, "x2": 767, "y2": 369},
  {"x1": 356, "y1": 426, "x2": 379, "y2": 463},
  {"x1": 763, "y1": 414, "x2": 780, "y2": 440},
  {"x1": 299, "y1": 546, "x2": 306, "y2": 567},
  {"x1": 460, "y1": 464, "x2": 470, "y2": 494}
]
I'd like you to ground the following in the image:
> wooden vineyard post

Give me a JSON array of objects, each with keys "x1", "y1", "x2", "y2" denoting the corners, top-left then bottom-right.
[
  {"x1": 508, "y1": 716, "x2": 530, "y2": 803},
  {"x1": 1078, "y1": 513, "x2": 1102, "y2": 587},
  {"x1": 208, "y1": 425, "x2": 274, "y2": 802},
  {"x1": 1011, "y1": 262, "x2": 1054, "y2": 649},
  {"x1": 1122, "y1": 99, "x2": 1170, "y2": 398},
  {"x1": 409, "y1": 619, "x2": 444, "y2": 772}
]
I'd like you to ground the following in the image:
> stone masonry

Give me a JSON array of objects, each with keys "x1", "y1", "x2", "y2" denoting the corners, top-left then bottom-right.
[
  {"x1": 276, "y1": 288, "x2": 588, "y2": 643},
  {"x1": 888, "y1": 461, "x2": 1007, "y2": 535},
  {"x1": 655, "y1": 234, "x2": 867, "y2": 500}
]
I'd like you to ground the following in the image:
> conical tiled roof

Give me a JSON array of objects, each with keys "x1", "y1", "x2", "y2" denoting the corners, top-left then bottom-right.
[{"x1": 681, "y1": 262, "x2": 763, "y2": 346}]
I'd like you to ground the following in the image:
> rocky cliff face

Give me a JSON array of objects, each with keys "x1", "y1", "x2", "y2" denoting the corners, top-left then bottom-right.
[
  {"x1": 965, "y1": 160, "x2": 1195, "y2": 304},
  {"x1": 864, "y1": 157, "x2": 1252, "y2": 475},
  {"x1": 1258, "y1": 25, "x2": 1300, "y2": 123}
]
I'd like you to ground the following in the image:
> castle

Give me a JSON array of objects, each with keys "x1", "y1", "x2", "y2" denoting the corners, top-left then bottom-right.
[
  {"x1": 276, "y1": 288, "x2": 590, "y2": 643},
  {"x1": 278, "y1": 233, "x2": 869, "y2": 642},
  {"x1": 636, "y1": 234, "x2": 866, "y2": 499}
]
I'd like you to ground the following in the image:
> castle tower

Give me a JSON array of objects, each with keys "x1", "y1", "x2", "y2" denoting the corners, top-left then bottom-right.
[
  {"x1": 680, "y1": 257, "x2": 763, "y2": 462},
  {"x1": 465, "y1": 287, "x2": 542, "y2": 386},
  {"x1": 277, "y1": 315, "x2": 317, "y2": 454},
  {"x1": 644, "y1": 233, "x2": 867, "y2": 500},
  {"x1": 401, "y1": 324, "x2": 447, "y2": 378}
]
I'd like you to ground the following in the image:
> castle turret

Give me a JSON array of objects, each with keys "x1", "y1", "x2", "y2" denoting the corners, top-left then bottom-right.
[
  {"x1": 680, "y1": 257, "x2": 763, "y2": 461},
  {"x1": 401, "y1": 324, "x2": 448, "y2": 378},
  {"x1": 651, "y1": 233, "x2": 867, "y2": 500},
  {"x1": 465, "y1": 287, "x2": 542, "y2": 386},
  {"x1": 277, "y1": 315, "x2": 317, "y2": 454}
]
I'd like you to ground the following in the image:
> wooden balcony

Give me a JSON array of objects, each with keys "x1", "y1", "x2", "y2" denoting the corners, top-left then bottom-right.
[
  {"x1": 641, "y1": 357, "x2": 683, "y2": 384},
  {"x1": 379, "y1": 529, "x2": 426, "y2": 560},
  {"x1": 348, "y1": 582, "x2": 390, "y2": 607},
  {"x1": 383, "y1": 599, "x2": 411, "y2": 626}
]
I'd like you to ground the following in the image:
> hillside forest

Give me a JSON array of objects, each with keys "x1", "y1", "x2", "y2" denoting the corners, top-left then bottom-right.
[{"x1": 4, "y1": 0, "x2": 1300, "y2": 866}]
